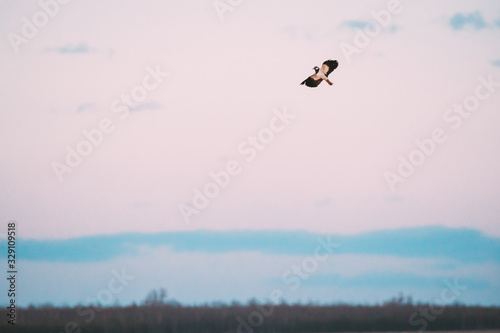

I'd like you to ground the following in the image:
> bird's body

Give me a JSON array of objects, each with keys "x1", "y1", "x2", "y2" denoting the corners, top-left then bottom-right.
[{"x1": 301, "y1": 60, "x2": 338, "y2": 87}]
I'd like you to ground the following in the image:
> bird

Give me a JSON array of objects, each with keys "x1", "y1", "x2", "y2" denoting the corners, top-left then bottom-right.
[{"x1": 300, "y1": 60, "x2": 338, "y2": 87}]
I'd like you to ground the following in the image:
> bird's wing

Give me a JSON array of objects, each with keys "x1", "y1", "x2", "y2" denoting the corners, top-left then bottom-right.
[
  {"x1": 300, "y1": 74, "x2": 323, "y2": 87},
  {"x1": 321, "y1": 60, "x2": 338, "y2": 76}
]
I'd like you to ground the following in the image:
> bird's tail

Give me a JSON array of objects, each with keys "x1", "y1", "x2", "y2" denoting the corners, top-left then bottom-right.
[{"x1": 325, "y1": 79, "x2": 333, "y2": 85}]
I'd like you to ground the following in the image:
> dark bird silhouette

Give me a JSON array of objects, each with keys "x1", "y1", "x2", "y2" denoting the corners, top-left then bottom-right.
[{"x1": 300, "y1": 60, "x2": 338, "y2": 87}]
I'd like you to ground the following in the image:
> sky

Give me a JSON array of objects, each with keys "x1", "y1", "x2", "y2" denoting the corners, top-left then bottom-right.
[{"x1": 0, "y1": 0, "x2": 500, "y2": 309}]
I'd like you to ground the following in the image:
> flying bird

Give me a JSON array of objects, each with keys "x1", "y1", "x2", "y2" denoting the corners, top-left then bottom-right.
[{"x1": 300, "y1": 60, "x2": 338, "y2": 87}]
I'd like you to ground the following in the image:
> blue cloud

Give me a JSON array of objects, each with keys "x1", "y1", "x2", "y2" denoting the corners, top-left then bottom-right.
[
  {"x1": 306, "y1": 273, "x2": 491, "y2": 290},
  {"x1": 341, "y1": 21, "x2": 399, "y2": 34},
  {"x1": 450, "y1": 11, "x2": 487, "y2": 30},
  {"x1": 492, "y1": 59, "x2": 500, "y2": 67},
  {"x1": 388, "y1": 25, "x2": 399, "y2": 33},
  {"x1": 129, "y1": 102, "x2": 163, "y2": 112},
  {"x1": 343, "y1": 20, "x2": 371, "y2": 29},
  {"x1": 77, "y1": 102, "x2": 97, "y2": 113},
  {"x1": 18, "y1": 226, "x2": 500, "y2": 264},
  {"x1": 46, "y1": 43, "x2": 92, "y2": 54}
]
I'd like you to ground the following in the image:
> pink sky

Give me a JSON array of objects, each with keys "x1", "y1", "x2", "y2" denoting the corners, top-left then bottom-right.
[{"x1": 0, "y1": 0, "x2": 500, "y2": 240}]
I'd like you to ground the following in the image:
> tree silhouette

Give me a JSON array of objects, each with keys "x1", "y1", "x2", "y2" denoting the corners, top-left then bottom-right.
[{"x1": 143, "y1": 288, "x2": 167, "y2": 306}]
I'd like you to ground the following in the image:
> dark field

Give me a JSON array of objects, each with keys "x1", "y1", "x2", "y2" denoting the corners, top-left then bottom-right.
[{"x1": 3, "y1": 301, "x2": 500, "y2": 333}]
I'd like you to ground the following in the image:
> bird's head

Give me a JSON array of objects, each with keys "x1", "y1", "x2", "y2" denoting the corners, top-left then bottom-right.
[{"x1": 313, "y1": 66, "x2": 319, "y2": 73}]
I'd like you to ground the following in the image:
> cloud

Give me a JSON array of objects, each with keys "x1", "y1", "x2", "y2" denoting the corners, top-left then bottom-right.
[
  {"x1": 340, "y1": 20, "x2": 399, "y2": 33},
  {"x1": 46, "y1": 43, "x2": 93, "y2": 54},
  {"x1": 306, "y1": 272, "x2": 491, "y2": 290},
  {"x1": 492, "y1": 59, "x2": 500, "y2": 67},
  {"x1": 77, "y1": 102, "x2": 98, "y2": 113},
  {"x1": 129, "y1": 102, "x2": 163, "y2": 112},
  {"x1": 343, "y1": 20, "x2": 371, "y2": 29},
  {"x1": 450, "y1": 11, "x2": 487, "y2": 30},
  {"x1": 19, "y1": 226, "x2": 500, "y2": 263},
  {"x1": 388, "y1": 25, "x2": 399, "y2": 33}
]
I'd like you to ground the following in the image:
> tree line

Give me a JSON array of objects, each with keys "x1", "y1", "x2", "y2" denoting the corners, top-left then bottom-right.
[{"x1": 3, "y1": 295, "x2": 500, "y2": 333}]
